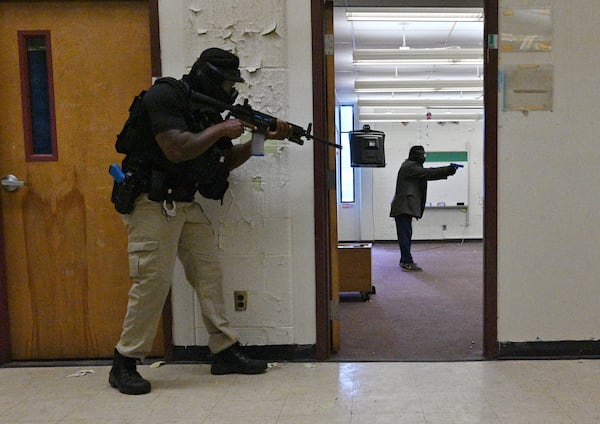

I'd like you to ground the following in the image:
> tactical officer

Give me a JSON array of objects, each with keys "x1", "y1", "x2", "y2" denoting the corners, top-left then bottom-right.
[
  {"x1": 389, "y1": 145, "x2": 458, "y2": 271},
  {"x1": 109, "y1": 48, "x2": 292, "y2": 395}
]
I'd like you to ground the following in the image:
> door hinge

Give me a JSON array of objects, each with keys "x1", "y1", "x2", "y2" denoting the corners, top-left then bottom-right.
[{"x1": 330, "y1": 299, "x2": 339, "y2": 321}]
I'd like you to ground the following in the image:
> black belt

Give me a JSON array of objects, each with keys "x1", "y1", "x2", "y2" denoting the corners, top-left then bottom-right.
[{"x1": 144, "y1": 169, "x2": 196, "y2": 202}]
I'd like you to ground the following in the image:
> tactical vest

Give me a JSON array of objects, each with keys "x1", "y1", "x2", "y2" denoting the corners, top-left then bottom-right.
[{"x1": 114, "y1": 77, "x2": 232, "y2": 210}]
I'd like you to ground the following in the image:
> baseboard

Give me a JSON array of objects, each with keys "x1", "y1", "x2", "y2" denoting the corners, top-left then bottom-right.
[
  {"x1": 498, "y1": 340, "x2": 600, "y2": 359},
  {"x1": 339, "y1": 239, "x2": 484, "y2": 244},
  {"x1": 172, "y1": 344, "x2": 317, "y2": 363}
]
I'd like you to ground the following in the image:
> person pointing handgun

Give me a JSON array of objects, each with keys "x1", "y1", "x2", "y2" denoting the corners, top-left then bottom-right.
[{"x1": 389, "y1": 145, "x2": 459, "y2": 272}]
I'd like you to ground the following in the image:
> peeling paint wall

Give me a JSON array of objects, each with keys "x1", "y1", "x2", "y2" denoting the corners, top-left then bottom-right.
[
  {"x1": 185, "y1": 1, "x2": 290, "y2": 115},
  {"x1": 159, "y1": 0, "x2": 316, "y2": 347}
]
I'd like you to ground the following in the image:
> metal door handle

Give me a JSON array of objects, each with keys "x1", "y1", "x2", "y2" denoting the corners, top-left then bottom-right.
[{"x1": 1, "y1": 174, "x2": 28, "y2": 192}]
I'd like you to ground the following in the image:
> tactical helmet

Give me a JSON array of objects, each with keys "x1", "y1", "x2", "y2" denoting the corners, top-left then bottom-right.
[{"x1": 187, "y1": 48, "x2": 244, "y2": 106}]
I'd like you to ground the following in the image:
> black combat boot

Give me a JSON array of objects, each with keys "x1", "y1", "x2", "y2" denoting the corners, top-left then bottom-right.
[
  {"x1": 109, "y1": 349, "x2": 151, "y2": 395},
  {"x1": 211, "y1": 342, "x2": 268, "y2": 375}
]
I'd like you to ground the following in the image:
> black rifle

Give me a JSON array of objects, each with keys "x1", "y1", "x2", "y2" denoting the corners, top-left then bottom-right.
[{"x1": 190, "y1": 91, "x2": 342, "y2": 149}]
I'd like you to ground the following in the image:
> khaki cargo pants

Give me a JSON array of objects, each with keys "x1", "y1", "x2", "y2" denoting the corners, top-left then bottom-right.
[{"x1": 116, "y1": 195, "x2": 238, "y2": 359}]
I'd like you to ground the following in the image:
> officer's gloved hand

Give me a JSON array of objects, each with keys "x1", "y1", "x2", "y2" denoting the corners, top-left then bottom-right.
[{"x1": 448, "y1": 165, "x2": 458, "y2": 176}]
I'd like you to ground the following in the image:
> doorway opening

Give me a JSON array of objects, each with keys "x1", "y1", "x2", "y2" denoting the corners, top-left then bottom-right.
[{"x1": 331, "y1": 4, "x2": 486, "y2": 361}]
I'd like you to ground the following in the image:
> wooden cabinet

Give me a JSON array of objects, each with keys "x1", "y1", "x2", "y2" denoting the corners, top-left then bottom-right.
[{"x1": 337, "y1": 243, "x2": 375, "y2": 301}]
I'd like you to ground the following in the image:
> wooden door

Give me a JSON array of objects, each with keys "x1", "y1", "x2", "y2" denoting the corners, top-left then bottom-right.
[
  {"x1": 0, "y1": 1, "x2": 161, "y2": 360},
  {"x1": 324, "y1": 3, "x2": 341, "y2": 353}
]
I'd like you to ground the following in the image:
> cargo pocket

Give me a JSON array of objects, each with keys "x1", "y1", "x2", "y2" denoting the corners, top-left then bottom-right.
[{"x1": 127, "y1": 241, "x2": 159, "y2": 279}]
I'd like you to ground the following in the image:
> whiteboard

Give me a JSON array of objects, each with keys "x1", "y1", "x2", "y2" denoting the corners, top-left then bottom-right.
[{"x1": 424, "y1": 151, "x2": 468, "y2": 207}]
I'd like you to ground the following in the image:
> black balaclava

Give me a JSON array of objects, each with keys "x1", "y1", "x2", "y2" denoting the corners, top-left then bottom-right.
[
  {"x1": 408, "y1": 145, "x2": 426, "y2": 165},
  {"x1": 185, "y1": 48, "x2": 244, "y2": 107}
]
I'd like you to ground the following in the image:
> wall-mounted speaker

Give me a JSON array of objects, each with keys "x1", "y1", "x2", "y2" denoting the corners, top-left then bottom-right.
[{"x1": 349, "y1": 125, "x2": 386, "y2": 167}]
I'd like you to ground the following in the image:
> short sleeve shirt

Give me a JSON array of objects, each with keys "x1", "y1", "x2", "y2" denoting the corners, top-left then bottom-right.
[{"x1": 142, "y1": 80, "x2": 189, "y2": 136}]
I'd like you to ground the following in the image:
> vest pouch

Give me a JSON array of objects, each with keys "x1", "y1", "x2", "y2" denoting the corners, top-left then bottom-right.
[
  {"x1": 115, "y1": 90, "x2": 146, "y2": 154},
  {"x1": 147, "y1": 170, "x2": 167, "y2": 202},
  {"x1": 189, "y1": 141, "x2": 232, "y2": 202},
  {"x1": 197, "y1": 178, "x2": 229, "y2": 202}
]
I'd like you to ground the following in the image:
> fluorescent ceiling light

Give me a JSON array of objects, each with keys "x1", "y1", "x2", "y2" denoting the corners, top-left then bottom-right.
[
  {"x1": 359, "y1": 112, "x2": 483, "y2": 122},
  {"x1": 354, "y1": 79, "x2": 483, "y2": 93},
  {"x1": 358, "y1": 98, "x2": 483, "y2": 109},
  {"x1": 346, "y1": 8, "x2": 483, "y2": 22},
  {"x1": 353, "y1": 49, "x2": 483, "y2": 66}
]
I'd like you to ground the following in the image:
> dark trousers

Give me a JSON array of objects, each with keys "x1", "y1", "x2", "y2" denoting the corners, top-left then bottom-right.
[{"x1": 394, "y1": 214, "x2": 414, "y2": 264}]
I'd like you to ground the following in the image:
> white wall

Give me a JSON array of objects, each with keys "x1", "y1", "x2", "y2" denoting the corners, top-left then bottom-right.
[
  {"x1": 159, "y1": 0, "x2": 600, "y2": 350},
  {"x1": 159, "y1": 0, "x2": 315, "y2": 347},
  {"x1": 338, "y1": 120, "x2": 484, "y2": 241},
  {"x1": 497, "y1": 0, "x2": 600, "y2": 342}
]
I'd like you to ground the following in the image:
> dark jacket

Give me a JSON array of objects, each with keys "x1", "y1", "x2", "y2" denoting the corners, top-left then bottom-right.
[{"x1": 389, "y1": 159, "x2": 455, "y2": 219}]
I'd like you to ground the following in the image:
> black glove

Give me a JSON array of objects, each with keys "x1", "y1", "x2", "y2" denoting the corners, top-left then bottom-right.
[{"x1": 448, "y1": 165, "x2": 457, "y2": 175}]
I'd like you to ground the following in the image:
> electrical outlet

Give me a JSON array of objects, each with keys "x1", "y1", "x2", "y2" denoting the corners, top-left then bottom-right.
[{"x1": 234, "y1": 291, "x2": 247, "y2": 311}]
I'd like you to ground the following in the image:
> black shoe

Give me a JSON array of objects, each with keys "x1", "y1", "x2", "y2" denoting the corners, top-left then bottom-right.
[
  {"x1": 109, "y1": 349, "x2": 151, "y2": 395},
  {"x1": 211, "y1": 342, "x2": 267, "y2": 375},
  {"x1": 400, "y1": 262, "x2": 423, "y2": 272}
]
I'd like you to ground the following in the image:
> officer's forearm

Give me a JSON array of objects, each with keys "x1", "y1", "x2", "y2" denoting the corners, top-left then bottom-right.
[{"x1": 156, "y1": 126, "x2": 226, "y2": 163}]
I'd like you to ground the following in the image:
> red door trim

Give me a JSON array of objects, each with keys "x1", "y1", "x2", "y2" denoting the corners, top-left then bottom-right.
[{"x1": 483, "y1": 0, "x2": 499, "y2": 358}]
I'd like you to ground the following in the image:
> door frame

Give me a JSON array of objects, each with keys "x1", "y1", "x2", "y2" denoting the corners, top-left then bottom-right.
[
  {"x1": 482, "y1": 0, "x2": 498, "y2": 358},
  {"x1": 0, "y1": 0, "x2": 162, "y2": 365},
  {"x1": 311, "y1": 0, "x2": 499, "y2": 359}
]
